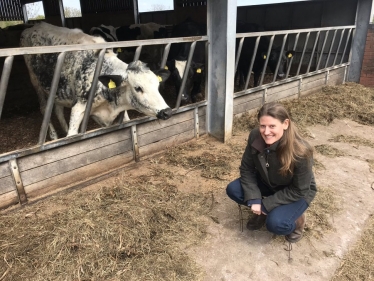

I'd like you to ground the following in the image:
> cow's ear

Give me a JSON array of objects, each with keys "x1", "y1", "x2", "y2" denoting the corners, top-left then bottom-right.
[
  {"x1": 98, "y1": 75, "x2": 124, "y2": 89},
  {"x1": 153, "y1": 69, "x2": 170, "y2": 83},
  {"x1": 285, "y1": 50, "x2": 296, "y2": 59}
]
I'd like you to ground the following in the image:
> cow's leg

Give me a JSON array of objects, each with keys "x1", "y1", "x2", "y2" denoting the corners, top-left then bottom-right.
[
  {"x1": 54, "y1": 104, "x2": 69, "y2": 134},
  {"x1": 67, "y1": 102, "x2": 86, "y2": 136}
]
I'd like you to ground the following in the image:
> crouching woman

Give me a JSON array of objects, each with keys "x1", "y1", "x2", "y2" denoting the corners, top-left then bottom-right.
[{"x1": 226, "y1": 102, "x2": 317, "y2": 242}]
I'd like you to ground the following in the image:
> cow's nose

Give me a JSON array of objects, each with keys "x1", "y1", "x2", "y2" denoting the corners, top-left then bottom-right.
[{"x1": 157, "y1": 107, "x2": 172, "y2": 120}]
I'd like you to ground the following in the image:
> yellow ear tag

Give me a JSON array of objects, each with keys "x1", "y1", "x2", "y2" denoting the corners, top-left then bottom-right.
[
  {"x1": 164, "y1": 66, "x2": 168, "y2": 70},
  {"x1": 288, "y1": 53, "x2": 293, "y2": 58},
  {"x1": 117, "y1": 48, "x2": 122, "y2": 53},
  {"x1": 158, "y1": 76, "x2": 162, "y2": 82},
  {"x1": 263, "y1": 55, "x2": 267, "y2": 59},
  {"x1": 196, "y1": 68, "x2": 202, "y2": 73},
  {"x1": 108, "y1": 79, "x2": 116, "y2": 89}
]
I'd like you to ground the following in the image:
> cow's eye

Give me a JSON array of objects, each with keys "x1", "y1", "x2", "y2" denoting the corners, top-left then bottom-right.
[{"x1": 134, "y1": 86, "x2": 143, "y2": 93}]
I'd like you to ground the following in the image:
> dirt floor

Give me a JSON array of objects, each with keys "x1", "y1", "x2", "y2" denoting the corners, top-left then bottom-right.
[{"x1": 1, "y1": 83, "x2": 374, "y2": 280}]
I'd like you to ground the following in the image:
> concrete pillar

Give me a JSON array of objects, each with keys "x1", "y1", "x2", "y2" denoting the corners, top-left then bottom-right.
[
  {"x1": 206, "y1": 0, "x2": 237, "y2": 142},
  {"x1": 347, "y1": 0, "x2": 373, "y2": 82}
]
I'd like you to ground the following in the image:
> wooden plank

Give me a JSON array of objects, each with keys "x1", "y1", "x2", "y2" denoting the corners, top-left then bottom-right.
[
  {"x1": 234, "y1": 96, "x2": 263, "y2": 115},
  {"x1": 199, "y1": 114, "x2": 206, "y2": 135},
  {"x1": 137, "y1": 110, "x2": 194, "y2": 136},
  {"x1": 138, "y1": 119, "x2": 195, "y2": 147},
  {"x1": 0, "y1": 190, "x2": 19, "y2": 210},
  {"x1": 21, "y1": 139, "x2": 133, "y2": 186},
  {"x1": 0, "y1": 162, "x2": 10, "y2": 179},
  {"x1": 267, "y1": 80, "x2": 299, "y2": 95},
  {"x1": 24, "y1": 152, "x2": 134, "y2": 201},
  {"x1": 234, "y1": 92, "x2": 263, "y2": 115},
  {"x1": 302, "y1": 73, "x2": 325, "y2": 84},
  {"x1": 139, "y1": 129, "x2": 195, "y2": 157},
  {"x1": 328, "y1": 75, "x2": 344, "y2": 86},
  {"x1": 301, "y1": 85, "x2": 325, "y2": 97},
  {"x1": 18, "y1": 128, "x2": 132, "y2": 172},
  {"x1": 302, "y1": 77, "x2": 326, "y2": 92},
  {"x1": 330, "y1": 67, "x2": 345, "y2": 76},
  {"x1": 0, "y1": 176, "x2": 15, "y2": 196},
  {"x1": 267, "y1": 85, "x2": 299, "y2": 103}
]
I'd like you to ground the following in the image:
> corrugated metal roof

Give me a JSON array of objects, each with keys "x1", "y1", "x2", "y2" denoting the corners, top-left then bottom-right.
[{"x1": 80, "y1": 0, "x2": 133, "y2": 13}]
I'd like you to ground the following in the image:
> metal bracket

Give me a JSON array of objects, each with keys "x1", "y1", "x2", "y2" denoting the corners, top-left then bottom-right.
[
  {"x1": 131, "y1": 125, "x2": 140, "y2": 162},
  {"x1": 325, "y1": 70, "x2": 330, "y2": 85},
  {"x1": 298, "y1": 78, "x2": 303, "y2": 99},
  {"x1": 194, "y1": 107, "x2": 199, "y2": 139},
  {"x1": 9, "y1": 159, "x2": 27, "y2": 205},
  {"x1": 262, "y1": 88, "x2": 268, "y2": 105}
]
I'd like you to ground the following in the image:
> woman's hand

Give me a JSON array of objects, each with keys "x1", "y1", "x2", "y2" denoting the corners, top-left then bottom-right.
[{"x1": 251, "y1": 204, "x2": 262, "y2": 215}]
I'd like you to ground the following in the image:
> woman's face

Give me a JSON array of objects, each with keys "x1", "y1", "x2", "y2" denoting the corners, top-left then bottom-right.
[{"x1": 259, "y1": 115, "x2": 289, "y2": 145}]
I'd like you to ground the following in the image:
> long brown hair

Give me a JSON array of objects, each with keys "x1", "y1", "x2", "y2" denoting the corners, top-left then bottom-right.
[{"x1": 257, "y1": 102, "x2": 313, "y2": 175}]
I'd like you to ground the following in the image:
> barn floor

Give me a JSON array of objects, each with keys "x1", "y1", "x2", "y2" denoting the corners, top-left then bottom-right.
[
  {"x1": 1, "y1": 83, "x2": 374, "y2": 280},
  {"x1": 2, "y1": 119, "x2": 374, "y2": 280}
]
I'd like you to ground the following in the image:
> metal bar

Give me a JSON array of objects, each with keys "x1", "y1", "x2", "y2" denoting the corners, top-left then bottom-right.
[
  {"x1": 286, "y1": 33, "x2": 299, "y2": 79},
  {"x1": 194, "y1": 107, "x2": 199, "y2": 138},
  {"x1": 133, "y1": 45, "x2": 142, "y2": 61},
  {"x1": 307, "y1": 31, "x2": 320, "y2": 73},
  {"x1": 9, "y1": 159, "x2": 27, "y2": 205},
  {"x1": 58, "y1": 0, "x2": 66, "y2": 27},
  {"x1": 38, "y1": 52, "x2": 67, "y2": 145},
  {"x1": 160, "y1": 43, "x2": 171, "y2": 68},
  {"x1": 333, "y1": 29, "x2": 345, "y2": 66},
  {"x1": 0, "y1": 56, "x2": 14, "y2": 120},
  {"x1": 0, "y1": 36, "x2": 207, "y2": 58},
  {"x1": 175, "y1": 41, "x2": 197, "y2": 110},
  {"x1": 235, "y1": 25, "x2": 355, "y2": 38},
  {"x1": 296, "y1": 32, "x2": 310, "y2": 76},
  {"x1": 316, "y1": 30, "x2": 330, "y2": 71},
  {"x1": 244, "y1": 36, "x2": 260, "y2": 90},
  {"x1": 259, "y1": 35, "x2": 274, "y2": 86},
  {"x1": 273, "y1": 34, "x2": 288, "y2": 82},
  {"x1": 324, "y1": 29, "x2": 337, "y2": 69},
  {"x1": 235, "y1": 37, "x2": 245, "y2": 72},
  {"x1": 340, "y1": 28, "x2": 353, "y2": 64},
  {"x1": 80, "y1": 49, "x2": 106, "y2": 134}
]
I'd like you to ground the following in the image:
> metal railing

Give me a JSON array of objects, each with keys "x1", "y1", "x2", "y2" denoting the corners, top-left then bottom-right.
[
  {"x1": 0, "y1": 34, "x2": 208, "y2": 162},
  {"x1": 234, "y1": 25, "x2": 355, "y2": 96}
]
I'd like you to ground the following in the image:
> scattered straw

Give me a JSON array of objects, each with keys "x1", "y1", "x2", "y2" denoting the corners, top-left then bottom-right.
[
  {"x1": 314, "y1": 144, "x2": 346, "y2": 158},
  {"x1": 331, "y1": 214, "x2": 374, "y2": 281},
  {"x1": 0, "y1": 178, "x2": 212, "y2": 280},
  {"x1": 329, "y1": 135, "x2": 374, "y2": 148}
]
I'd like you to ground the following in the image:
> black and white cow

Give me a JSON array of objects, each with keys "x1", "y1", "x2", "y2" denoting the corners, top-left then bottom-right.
[
  {"x1": 89, "y1": 23, "x2": 167, "y2": 64},
  {"x1": 236, "y1": 21, "x2": 295, "y2": 88},
  {"x1": 166, "y1": 18, "x2": 206, "y2": 104},
  {"x1": 20, "y1": 22, "x2": 171, "y2": 139}
]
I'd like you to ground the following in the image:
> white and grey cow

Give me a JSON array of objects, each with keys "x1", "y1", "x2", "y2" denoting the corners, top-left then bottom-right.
[{"x1": 20, "y1": 22, "x2": 171, "y2": 140}]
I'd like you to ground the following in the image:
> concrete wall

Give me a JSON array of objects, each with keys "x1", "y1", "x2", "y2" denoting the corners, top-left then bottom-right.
[{"x1": 359, "y1": 24, "x2": 374, "y2": 87}]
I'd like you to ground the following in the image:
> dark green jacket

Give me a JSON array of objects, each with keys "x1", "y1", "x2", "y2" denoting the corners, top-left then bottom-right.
[{"x1": 239, "y1": 128, "x2": 317, "y2": 212}]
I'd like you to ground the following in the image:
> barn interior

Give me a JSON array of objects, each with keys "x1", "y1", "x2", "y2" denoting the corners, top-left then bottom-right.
[{"x1": 0, "y1": 0, "x2": 372, "y2": 210}]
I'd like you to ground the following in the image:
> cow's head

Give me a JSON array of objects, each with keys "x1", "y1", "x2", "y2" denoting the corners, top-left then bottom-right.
[
  {"x1": 166, "y1": 59, "x2": 198, "y2": 104},
  {"x1": 98, "y1": 61, "x2": 172, "y2": 120},
  {"x1": 263, "y1": 48, "x2": 295, "y2": 79}
]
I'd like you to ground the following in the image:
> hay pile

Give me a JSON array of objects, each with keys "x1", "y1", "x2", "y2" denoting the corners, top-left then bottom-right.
[{"x1": 0, "y1": 178, "x2": 213, "y2": 280}]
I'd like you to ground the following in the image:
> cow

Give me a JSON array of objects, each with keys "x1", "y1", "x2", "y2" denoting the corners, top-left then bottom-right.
[
  {"x1": 236, "y1": 21, "x2": 295, "y2": 88},
  {"x1": 20, "y1": 22, "x2": 171, "y2": 140},
  {"x1": 89, "y1": 23, "x2": 167, "y2": 64},
  {"x1": 166, "y1": 18, "x2": 206, "y2": 104}
]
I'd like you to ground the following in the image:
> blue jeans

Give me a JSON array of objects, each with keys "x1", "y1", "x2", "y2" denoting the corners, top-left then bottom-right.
[{"x1": 226, "y1": 178, "x2": 309, "y2": 236}]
